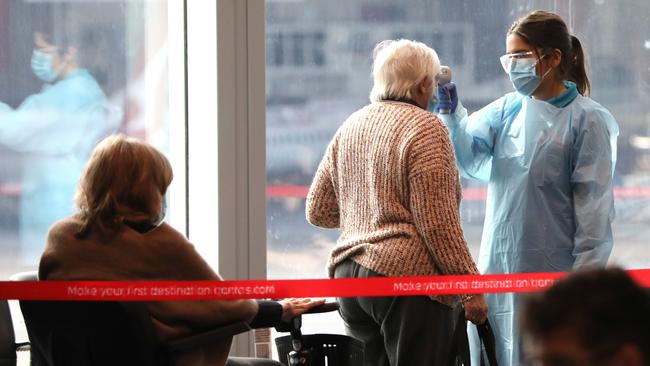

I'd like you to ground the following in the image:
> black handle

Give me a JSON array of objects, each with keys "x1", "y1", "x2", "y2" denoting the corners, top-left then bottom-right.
[
  {"x1": 275, "y1": 302, "x2": 340, "y2": 333},
  {"x1": 303, "y1": 301, "x2": 339, "y2": 314},
  {"x1": 477, "y1": 320, "x2": 498, "y2": 366}
]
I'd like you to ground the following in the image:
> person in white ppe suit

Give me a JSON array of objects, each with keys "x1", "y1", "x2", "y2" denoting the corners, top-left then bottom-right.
[
  {"x1": 435, "y1": 10, "x2": 618, "y2": 366},
  {"x1": 0, "y1": 29, "x2": 119, "y2": 264}
]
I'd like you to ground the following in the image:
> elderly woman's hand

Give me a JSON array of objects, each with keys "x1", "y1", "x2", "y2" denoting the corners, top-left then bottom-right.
[
  {"x1": 464, "y1": 293, "x2": 488, "y2": 325},
  {"x1": 278, "y1": 298, "x2": 327, "y2": 321}
]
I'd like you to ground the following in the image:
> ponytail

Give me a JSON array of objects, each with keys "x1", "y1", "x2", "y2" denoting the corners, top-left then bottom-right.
[{"x1": 570, "y1": 35, "x2": 590, "y2": 96}]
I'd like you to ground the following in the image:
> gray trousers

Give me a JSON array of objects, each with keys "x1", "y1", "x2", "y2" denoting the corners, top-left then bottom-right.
[{"x1": 334, "y1": 259, "x2": 456, "y2": 366}]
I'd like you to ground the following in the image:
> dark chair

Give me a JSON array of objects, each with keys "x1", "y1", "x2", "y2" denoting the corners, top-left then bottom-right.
[
  {"x1": 0, "y1": 299, "x2": 30, "y2": 366},
  {"x1": 13, "y1": 271, "x2": 282, "y2": 366},
  {"x1": 2, "y1": 271, "x2": 36, "y2": 366},
  {"x1": 20, "y1": 300, "x2": 285, "y2": 366}
]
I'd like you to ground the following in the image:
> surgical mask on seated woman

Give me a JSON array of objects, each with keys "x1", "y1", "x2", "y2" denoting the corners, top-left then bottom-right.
[{"x1": 151, "y1": 195, "x2": 167, "y2": 227}]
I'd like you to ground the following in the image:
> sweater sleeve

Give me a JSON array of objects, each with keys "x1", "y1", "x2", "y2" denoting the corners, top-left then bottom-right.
[
  {"x1": 145, "y1": 225, "x2": 260, "y2": 329},
  {"x1": 306, "y1": 136, "x2": 340, "y2": 228},
  {"x1": 570, "y1": 112, "x2": 616, "y2": 269},
  {"x1": 408, "y1": 118, "x2": 479, "y2": 276}
]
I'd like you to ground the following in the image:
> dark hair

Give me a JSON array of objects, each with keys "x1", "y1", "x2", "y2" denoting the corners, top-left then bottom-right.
[
  {"x1": 27, "y1": 3, "x2": 117, "y2": 90},
  {"x1": 522, "y1": 268, "x2": 650, "y2": 364},
  {"x1": 28, "y1": 4, "x2": 75, "y2": 51},
  {"x1": 508, "y1": 10, "x2": 590, "y2": 96}
]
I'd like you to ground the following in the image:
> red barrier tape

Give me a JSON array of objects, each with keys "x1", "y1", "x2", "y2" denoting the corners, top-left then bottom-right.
[
  {"x1": 2, "y1": 270, "x2": 650, "y2": 301},
  {"x1": 266, "y1": 185, "x2": 650, "y2": 200}
]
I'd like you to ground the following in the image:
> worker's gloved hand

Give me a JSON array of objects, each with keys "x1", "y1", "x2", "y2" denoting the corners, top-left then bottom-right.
[{"x1": 435, "y1": 82, "x2": 458, "y2": 114}]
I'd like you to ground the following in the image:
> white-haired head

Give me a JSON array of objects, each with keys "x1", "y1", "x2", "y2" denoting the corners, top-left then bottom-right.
[{"x1": 369, "y1": 39, "x2": 440, "y2": 103}]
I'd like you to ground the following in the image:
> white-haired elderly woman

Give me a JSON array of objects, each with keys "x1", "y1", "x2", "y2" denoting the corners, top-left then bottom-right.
[{"x1": 306, "y1": 39, "x2": 488, "y2": 365}]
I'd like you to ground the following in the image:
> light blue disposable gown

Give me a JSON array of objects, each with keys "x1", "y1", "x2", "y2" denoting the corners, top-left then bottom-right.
[
  {"x1": 0, "y1": 69, "x2": 120, "y2": 263},
  {"x1": 440, "y1": 81, "x2": 618, "y2": 366}
]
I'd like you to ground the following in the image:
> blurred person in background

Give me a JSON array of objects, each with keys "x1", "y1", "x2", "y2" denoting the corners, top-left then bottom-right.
[
  {"x1": 435, "y1": 10, "x2": 619, "y2": 366},
  {"x1": 522, "y1": 267, "x2": 650, "y2": 366},
  {"x1": 0, "y1": 10, "x2": 120, "y2": 264},
  {"x1": 306, "y1": 39, "x2": 488, "y2": 366},
  {"x1": 39, "y1": 135, "x2": 324, "y2": 366}
]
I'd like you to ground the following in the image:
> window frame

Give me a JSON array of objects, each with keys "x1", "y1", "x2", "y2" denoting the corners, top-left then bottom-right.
[{"x1": 186, "y1": 0, "x2": 266, "y2": 357}]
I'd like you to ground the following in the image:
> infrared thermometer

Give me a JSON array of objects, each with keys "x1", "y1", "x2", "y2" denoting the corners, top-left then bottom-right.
[{"x1": 436, "y1": 66, "x2": 452, "y2": 114}]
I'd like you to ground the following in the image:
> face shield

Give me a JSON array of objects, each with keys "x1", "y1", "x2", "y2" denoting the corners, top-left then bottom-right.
[{"x1": 499, "y1": 51, "x2": 537, "y2": 73}]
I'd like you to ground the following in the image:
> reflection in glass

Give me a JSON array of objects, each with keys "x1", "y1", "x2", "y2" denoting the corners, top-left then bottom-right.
[
  {"x1": 265, "y1": 0, "x2": 650, "y2": 274},
  {"x1": 0, "y1": 0, "x2": 173, "y2": 279},
  {"x1": 265, "y1": 0, "x2": 650, "y2": 340}
]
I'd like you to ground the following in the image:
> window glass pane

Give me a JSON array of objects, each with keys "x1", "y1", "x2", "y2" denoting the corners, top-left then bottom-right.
[
  {"x1": 266, "y1": 0, "x2": 650, "y2": 342},
  {"x1": 0, "y1": 0, "x2": 184, "y2": 279}
]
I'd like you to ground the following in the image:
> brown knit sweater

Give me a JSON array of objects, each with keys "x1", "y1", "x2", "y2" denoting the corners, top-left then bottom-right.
[
  {"x1": 40, "y1": 217, "x2": 257, "y2": 365},
  {"x1": 306, "y1": 101, "x2": 478, "y2": 305}
]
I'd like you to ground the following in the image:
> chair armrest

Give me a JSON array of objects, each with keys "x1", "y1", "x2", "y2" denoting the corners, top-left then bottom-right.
[
  {"x1": 303, "y1": 302, "x2": 339, "y2": 315},
  {"x1": 275, "y1": 302, "x2": 339, "y2": 333},
  {"x1": 9, "y1": 271, "x2": 38, "y2": 281},
  {"x1": 166, "y1": 322, "x2": 252, "y2": 353}
]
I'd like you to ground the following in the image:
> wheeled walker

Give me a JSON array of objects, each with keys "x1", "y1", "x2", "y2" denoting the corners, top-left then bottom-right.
[{"x1": 274, "y1": 302, "x2": 364, "y2": 366}]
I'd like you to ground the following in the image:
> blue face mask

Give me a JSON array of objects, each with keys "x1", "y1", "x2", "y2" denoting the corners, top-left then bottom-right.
[
  {"x1": 507, "y1": 55, "x2": 550, "y2": 96},
  {"x1": 31, "y1": 49, "x2": 59, "y2": 83},
  {"x1": 152, "y1": 195, "x2": 167, "y2": 227}
]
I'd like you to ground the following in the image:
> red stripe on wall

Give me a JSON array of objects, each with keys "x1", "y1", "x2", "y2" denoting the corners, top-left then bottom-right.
[{"x1": 0, "y1": 184, "x2": 648, "y2": 200}]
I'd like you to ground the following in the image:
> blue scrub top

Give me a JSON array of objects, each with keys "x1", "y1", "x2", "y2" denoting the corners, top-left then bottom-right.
[{"x1": 0, "y1": 70, "x2": 120, "y2": 263}]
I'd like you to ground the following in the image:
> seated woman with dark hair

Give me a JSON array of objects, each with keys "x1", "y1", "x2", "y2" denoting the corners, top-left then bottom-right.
[
  {"x1": 522, "y1": 268, "x2": 650, "y2": 366},
  {"x1": 39, "y1": 134, "x2": 324, "y2": 366}
]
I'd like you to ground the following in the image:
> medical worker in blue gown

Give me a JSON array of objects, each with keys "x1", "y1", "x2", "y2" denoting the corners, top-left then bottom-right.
[
  {"x1": 0, "y1": 30, "x2": 119, "y2": 263},
  {"x1": 436, "y1": 10, "x2": 618, "y2": 366}
]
